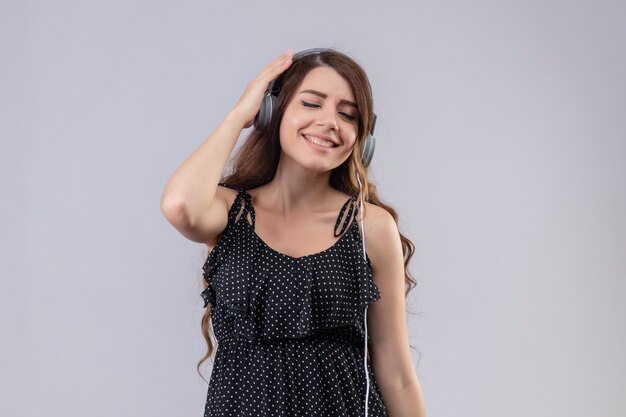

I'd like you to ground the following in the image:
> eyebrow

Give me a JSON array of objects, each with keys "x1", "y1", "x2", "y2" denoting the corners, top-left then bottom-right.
[{"x1": 299, "y1": 89, "x2": 358, "y2": 109}]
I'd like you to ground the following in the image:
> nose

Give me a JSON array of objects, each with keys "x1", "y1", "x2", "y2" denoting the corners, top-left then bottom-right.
[{"x1": 315, "y1": 105, "x2": 339, "y2": 131}]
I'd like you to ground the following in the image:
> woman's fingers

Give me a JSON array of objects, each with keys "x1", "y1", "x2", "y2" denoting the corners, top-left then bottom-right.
[
  {"x1": 256, "y1": 49, "x2": 294, "y2": 82},
  {"x1": 229, "y1": 49, "x2": 295, "y2": 128}
]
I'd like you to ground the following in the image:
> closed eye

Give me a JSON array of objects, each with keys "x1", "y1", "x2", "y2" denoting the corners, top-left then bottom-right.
[
  {"x1": 301, "y1": 101, "x2": 358, "y2": 122},
  {"x1": 301, "y1": 101, "x2": 320, "y2": 108}
]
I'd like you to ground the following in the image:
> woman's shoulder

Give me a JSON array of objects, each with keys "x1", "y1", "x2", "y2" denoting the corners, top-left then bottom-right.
[
  {"x1": 359, "y1": 202, "x2": 399, "y2": 277},
  {"x1": 216, "y1": 182, "x2": 241, "y2": 209},
  {"x1": 204, "y1": 183, "x2": 244, "y2": 252},
  {"x1": 355, "y1": 199, "x2": 393, "y2": 235}
]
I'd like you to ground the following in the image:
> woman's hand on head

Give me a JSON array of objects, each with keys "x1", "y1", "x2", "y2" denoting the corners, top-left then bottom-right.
[{"x1": 230, "y1": 49, "x2": 294, "y2": 129}]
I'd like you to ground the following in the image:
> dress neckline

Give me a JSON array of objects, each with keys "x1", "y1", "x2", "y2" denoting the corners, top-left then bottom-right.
[
  {"x1": 236, "y1": 187, "x2": 358, "y2": 262},
  {"x1": 242, "y1": 219, "x2": 355, "y2": 261}
]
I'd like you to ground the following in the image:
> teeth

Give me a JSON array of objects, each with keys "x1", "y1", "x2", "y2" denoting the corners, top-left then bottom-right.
[{"x1": 304, "y1": 135, "x2": 335, "y2": 148}]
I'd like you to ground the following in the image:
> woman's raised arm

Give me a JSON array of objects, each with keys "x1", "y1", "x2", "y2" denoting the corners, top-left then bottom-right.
[{"x1": 159, "y1": 49, "x2": 294, "y2": 244}]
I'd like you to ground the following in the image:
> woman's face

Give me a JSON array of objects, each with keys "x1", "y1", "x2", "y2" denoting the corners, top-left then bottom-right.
[{"x1": 279, "y1": 66, "x2": 360, "y2": 172}]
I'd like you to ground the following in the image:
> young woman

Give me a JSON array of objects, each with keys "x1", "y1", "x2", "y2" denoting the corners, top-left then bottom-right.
[{"x1": 161, "y1": 48, "x2": 427, "y2": 417}]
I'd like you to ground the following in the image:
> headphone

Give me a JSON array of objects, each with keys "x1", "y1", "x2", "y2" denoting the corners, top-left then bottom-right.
[{"x1": 253, "y1": 47, "x2": 378, "y2": 168}]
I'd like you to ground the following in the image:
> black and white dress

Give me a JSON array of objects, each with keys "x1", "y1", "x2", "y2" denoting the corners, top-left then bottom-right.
[{"x1": 201, "y1": 182, "x2": 388, "y2": 416}]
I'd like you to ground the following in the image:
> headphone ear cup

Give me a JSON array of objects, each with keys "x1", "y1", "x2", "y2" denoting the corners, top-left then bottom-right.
[
  {"x1": 254, "y1": 93, "x2": 276, "y2": 132},
  {"x1": 360, "y1": 133, "x2": 376, "y2": 168}
]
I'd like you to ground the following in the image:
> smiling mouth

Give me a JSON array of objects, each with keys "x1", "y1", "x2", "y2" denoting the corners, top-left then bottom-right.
[{"x1": 303, "y1": 134, "x2": 338, "y2": 148}]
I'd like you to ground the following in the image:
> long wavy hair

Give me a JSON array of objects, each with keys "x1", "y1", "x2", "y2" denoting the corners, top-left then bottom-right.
[{"x1": 197, "y1": 48, "x2": 418, "y2": 382}]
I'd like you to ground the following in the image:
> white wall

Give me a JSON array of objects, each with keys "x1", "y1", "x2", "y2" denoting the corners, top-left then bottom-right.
[{"x1": 2, "y1": 0, "x2": 625, "y2": 416}]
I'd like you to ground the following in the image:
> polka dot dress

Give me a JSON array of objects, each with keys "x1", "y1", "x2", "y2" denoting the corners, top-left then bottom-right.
[{"x1": 200, "y1": 183, "x2": 388, "y2": 416}]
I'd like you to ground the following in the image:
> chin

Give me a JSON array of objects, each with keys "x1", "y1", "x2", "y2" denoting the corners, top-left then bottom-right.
[{"x1": 306, "y1": 158, "x2": 344, "y2": 173}]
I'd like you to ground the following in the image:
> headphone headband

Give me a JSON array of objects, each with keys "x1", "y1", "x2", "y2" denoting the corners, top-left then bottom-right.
[{"x1": 266, "y1": 48, "x2": 331, "y2": 97}]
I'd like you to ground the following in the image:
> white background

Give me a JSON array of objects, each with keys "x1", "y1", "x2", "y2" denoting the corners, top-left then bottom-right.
[{"x1": 2, "y1": 0, "x2": 625, "y2": 416}]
